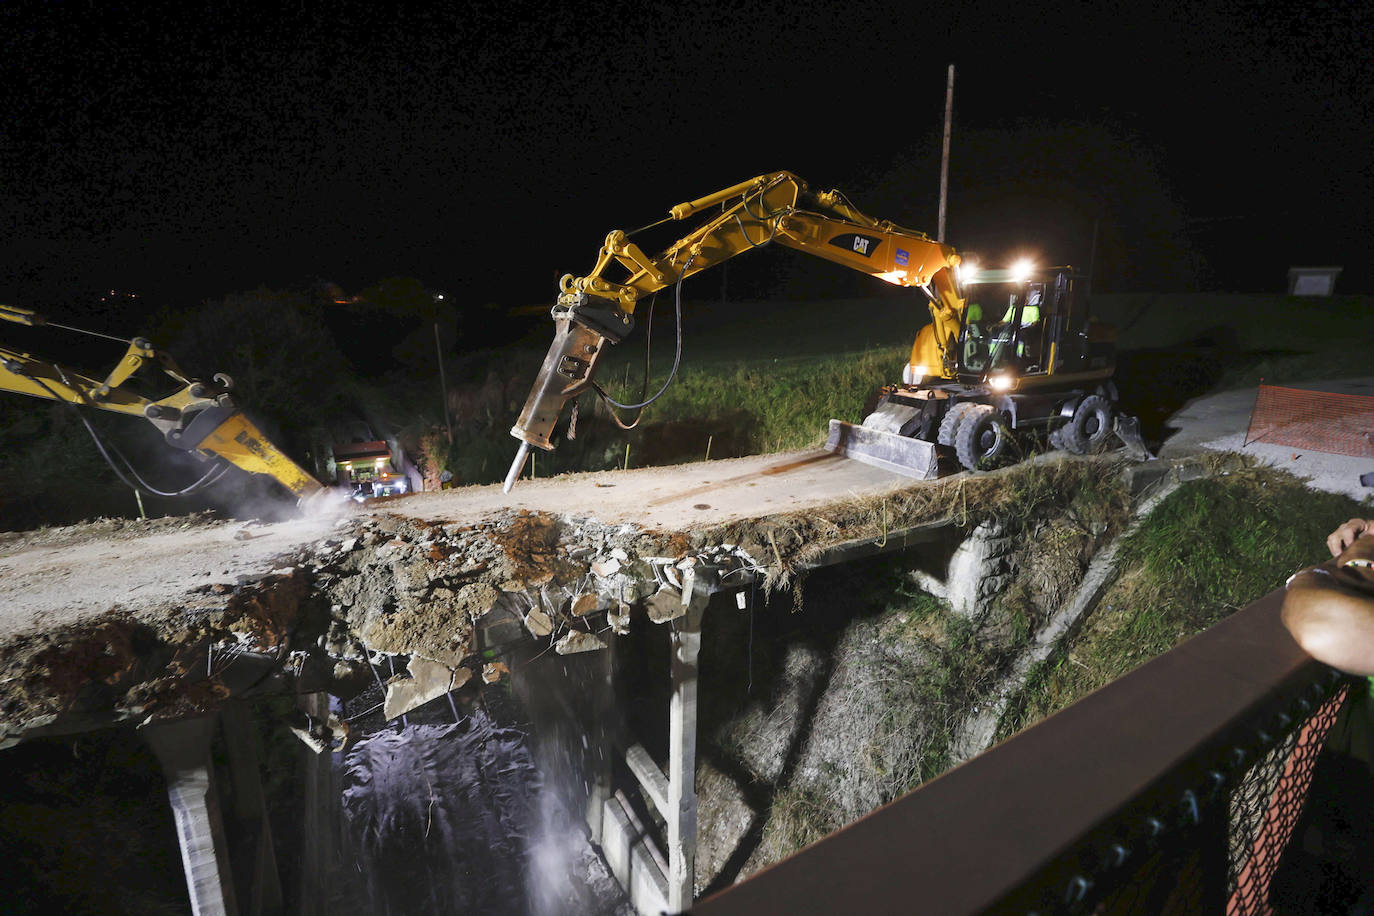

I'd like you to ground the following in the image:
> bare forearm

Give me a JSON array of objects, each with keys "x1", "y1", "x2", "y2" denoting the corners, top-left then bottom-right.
[
  {"x1": 1281, "y1": 533, "x2": 1374, "y2": 674},
  {"x1": 1282, "y1": 578, "x2": 1374, "y2": 675}
]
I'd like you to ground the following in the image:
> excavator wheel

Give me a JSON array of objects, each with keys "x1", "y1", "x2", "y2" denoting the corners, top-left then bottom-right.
[
  {"x1": 1062, "y1": 394, "x2": 1114, "y2": 455},
  {"x1": 937, "y1": 402, "x2": 980, "y2": 447},
  {"x1": 955, "y1": 407, "x2": 1012, "y2": 471}
]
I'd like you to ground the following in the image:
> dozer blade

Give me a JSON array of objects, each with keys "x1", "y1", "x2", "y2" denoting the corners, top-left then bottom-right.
[{"x1": 825, "y1": 419, "x2": 939, "y2": 480}]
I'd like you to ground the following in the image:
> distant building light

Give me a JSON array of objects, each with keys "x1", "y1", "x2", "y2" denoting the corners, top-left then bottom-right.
[{"x1": 1287, "y1": 266, "x2": 1341, "y2": 296}]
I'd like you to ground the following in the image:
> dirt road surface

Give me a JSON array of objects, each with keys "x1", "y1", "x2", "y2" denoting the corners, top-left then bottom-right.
[
  {"x1": 0, "y1": 514, "x2": 346, "y2": 641},
  {"x1": 392, "y1": 448, "x2": 915, "y2": 530},
  {"x1": 0, "y1": 449, "x2": 910, "y2": 641}
]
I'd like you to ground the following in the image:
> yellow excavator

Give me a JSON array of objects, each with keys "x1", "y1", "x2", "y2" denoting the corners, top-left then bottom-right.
[
  {"x1": 0, "y1": 303, "x2": 324, "y2": 505},
  {"x1": 506, "y1": 171, "x2": 1146, "y2": 490}
]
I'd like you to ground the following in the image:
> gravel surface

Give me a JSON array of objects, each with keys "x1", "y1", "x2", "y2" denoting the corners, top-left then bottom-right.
[
  {"x1": 0, "y1": 513, "x2": 348, "y2": 640},
  {"x1": 1159, "y1": 377, "x2": 1374, "y2": 504}
]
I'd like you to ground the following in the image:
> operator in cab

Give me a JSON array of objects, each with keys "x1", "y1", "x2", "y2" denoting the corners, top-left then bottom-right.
[{"x1": 964, "y1": 288, "x2": 1043, "y2": 374}]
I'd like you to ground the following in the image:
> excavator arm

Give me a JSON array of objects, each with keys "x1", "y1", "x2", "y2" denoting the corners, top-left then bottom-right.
[
  {"x1": 557, "y1": 172, "x2": 962, "y2": 310},
  {"x1": 507, "y1": 171, "x2": 965, "y2": 489},
  {"x1": 0, "y1": 304, "x2": 323, "y2": 503}
]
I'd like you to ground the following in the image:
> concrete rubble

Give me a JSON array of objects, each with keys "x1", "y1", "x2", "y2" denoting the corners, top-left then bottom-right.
[
  {"x1": 1, "y1": 448, "x2": 914, "y2": 746},
  {"x1": 0, "y1": 507, "x2": 753, "y2": 744},
  {"x1": 0, "y1": 448, "x2": 1227, "y2": 748}
]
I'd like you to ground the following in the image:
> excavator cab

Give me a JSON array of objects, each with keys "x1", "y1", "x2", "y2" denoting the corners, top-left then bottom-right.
[
  {"x1": 956, "y1": 273, "x2": 1055, "y2": 381},
  {"x1": 834, "y1": 262, "x2": 1148, "y2": 476}
]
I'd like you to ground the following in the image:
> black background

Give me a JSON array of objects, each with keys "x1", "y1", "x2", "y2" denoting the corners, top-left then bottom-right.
[{"x1": 4, "y1": 0, "x2": 1371, "y2": 324}]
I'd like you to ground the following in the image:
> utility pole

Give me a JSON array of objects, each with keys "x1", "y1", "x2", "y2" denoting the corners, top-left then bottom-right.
[
  {"x1": 433, "y1": 294, "x2": 453, "y2": 444},
  {"x1": 1086, "y1": 216, "x2": 1101, "y2": 299},
  {"x1": 938, "y1": 64, "x2": 955, "y2": 242}
]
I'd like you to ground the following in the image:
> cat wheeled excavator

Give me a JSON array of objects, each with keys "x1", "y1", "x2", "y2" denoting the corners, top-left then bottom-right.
[
  {"x1": 505, "y1": 171, "x2": 1147, "y2": 491},
  {"x1": 0, "y1": 303, "x2": 324, "y2": 505},
  {"x1": 842, "y1": 260, "x2": 1151, "y2": 477}
]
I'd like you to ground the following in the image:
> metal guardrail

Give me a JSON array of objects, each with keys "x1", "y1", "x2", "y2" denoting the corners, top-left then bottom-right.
[{"x1": 692, "y1": 588, "x2": 1352, "y2": 914}]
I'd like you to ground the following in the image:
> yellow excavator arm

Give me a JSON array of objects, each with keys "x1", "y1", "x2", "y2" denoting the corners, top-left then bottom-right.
[
  {"x1": 506, "y1": 171, "x2": 965, "y2": 489},
  {"x1": 0, "y1": 304, "x2": 323, "y2": 503},
  {"x1": 559, "y1": 171, "x2": 961, "y2": 311}
]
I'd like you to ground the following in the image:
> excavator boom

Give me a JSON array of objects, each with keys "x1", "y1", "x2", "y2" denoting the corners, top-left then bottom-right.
[
  {"x1": 1, "y1": 306, "x2": 323, "y2": 504},
  {"x1": 506, "y1": 171, "x2": 966, "y2": 489}
]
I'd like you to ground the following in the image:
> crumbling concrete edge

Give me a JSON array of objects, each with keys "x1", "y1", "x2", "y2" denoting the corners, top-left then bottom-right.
[{"x1": 0, "y1": 568, "x2": 319, "y2": 749}]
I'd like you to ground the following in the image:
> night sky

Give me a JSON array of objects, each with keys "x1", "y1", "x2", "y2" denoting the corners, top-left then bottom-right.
[{"x1": 3, "y1": 1, "x2": 1371, "y2": 321}]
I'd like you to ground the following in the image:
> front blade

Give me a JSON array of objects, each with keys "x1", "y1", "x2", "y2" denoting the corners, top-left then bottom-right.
[{"x1": 825, "y1": 420, "x2": 939, "y2": 480}]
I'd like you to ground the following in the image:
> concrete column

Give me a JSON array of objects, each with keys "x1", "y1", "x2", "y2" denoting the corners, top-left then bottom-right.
[
  {"x1": 220, "y1": 701, "x2": 284, "y2": 916},
  {"x1": 142, "y1": 715, "x2": 239, "y2": 916},
  {"x1": 667, "y1": 596, "x2": 706, "y2": 912},
  {"x1": 587, "y1": 644, "x2": 615, "y2": 845},
  {"x1": 296, "y1": 692, "x2": 336, "y2": 916}
]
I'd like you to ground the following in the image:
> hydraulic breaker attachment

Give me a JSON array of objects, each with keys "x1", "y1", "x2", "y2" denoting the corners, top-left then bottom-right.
[
  {"x1": 504, "y1": 292, "x2": 635, "y2": 491},
  {"x1": 825, "y1": 420, "x2": 939, "y2": 480},
  {"x1": 167, "y1": 404, "x2": 324, "y2": 502}
]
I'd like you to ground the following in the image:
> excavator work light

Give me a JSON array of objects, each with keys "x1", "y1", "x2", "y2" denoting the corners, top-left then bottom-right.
[
  {"x1": 1011, "y1": 259, "x2": 1035, "y2": 283},
  {"x1": 989, "y1": 373, "x2": 1016, "y2": 391},
  {"x1": 902, "y1": 363, "x2": 930, "y2": 384}
]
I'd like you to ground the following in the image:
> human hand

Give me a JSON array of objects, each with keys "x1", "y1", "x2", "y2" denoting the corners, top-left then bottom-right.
[{"x1": 1328, "y1": 518, "x2": 1373, "y2": 557}]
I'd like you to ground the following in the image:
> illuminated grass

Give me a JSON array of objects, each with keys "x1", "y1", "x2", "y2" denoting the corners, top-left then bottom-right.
[{"x1": 998, "y1": 465, "x2": 1370, "y2": 738}]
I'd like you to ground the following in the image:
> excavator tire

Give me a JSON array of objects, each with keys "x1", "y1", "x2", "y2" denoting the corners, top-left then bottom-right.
[
  {"x1": 937, "y1": 402, "x2": 980, "y2": 447},
  {"x1": 1062, "y1": 395, "x2": 1114, "y2": 455},
  {"x1": 956, "y1": 407, "x2": 1012, "y2": 471}
]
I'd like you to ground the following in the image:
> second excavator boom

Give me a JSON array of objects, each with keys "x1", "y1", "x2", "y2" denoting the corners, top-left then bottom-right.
[{"x1": 1, "y1": 304, "x2": 324, "y2": 505}]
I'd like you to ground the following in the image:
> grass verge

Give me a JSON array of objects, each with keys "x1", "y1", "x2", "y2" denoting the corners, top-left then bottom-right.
[
  {"x1": 1217, "y1": 348, "x2": 1373, "y2": 389},
  {"x1": 999, "y1": 463, "x2": 1370, "y2": 738}
]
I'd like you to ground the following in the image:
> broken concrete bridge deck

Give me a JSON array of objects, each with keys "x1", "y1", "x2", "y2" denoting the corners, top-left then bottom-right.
[
  {"x1": 0, "y1": 448, "x2": 937, "y2": 744},
  {"x1": 0, "y1": 448, "x2": 914, "y2": 632},
  {"x1": 413, "y1": 446, "x2": 921, "y2": 529}
]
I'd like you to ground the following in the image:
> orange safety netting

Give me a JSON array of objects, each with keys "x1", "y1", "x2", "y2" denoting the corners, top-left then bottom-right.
[
  {"x1": 1080, "y1": 685, "x2": 1348, "y2": 915},
  {"x1": 1225, "y1": 687, "x2": 1347, "y2": 915},
  {"x1": 1244, "y1": 385, "x2": 1374, "y2": 458}
]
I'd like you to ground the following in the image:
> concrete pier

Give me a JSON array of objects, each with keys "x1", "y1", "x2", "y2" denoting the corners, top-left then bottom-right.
[{"x1": 142, "y1": 715, "x2": 239, "y2": 916}]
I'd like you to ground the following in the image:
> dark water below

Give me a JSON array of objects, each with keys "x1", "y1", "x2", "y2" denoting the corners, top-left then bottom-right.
[{"x1": 335, "y1": 651, "x2": 629, "y2": 916}]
